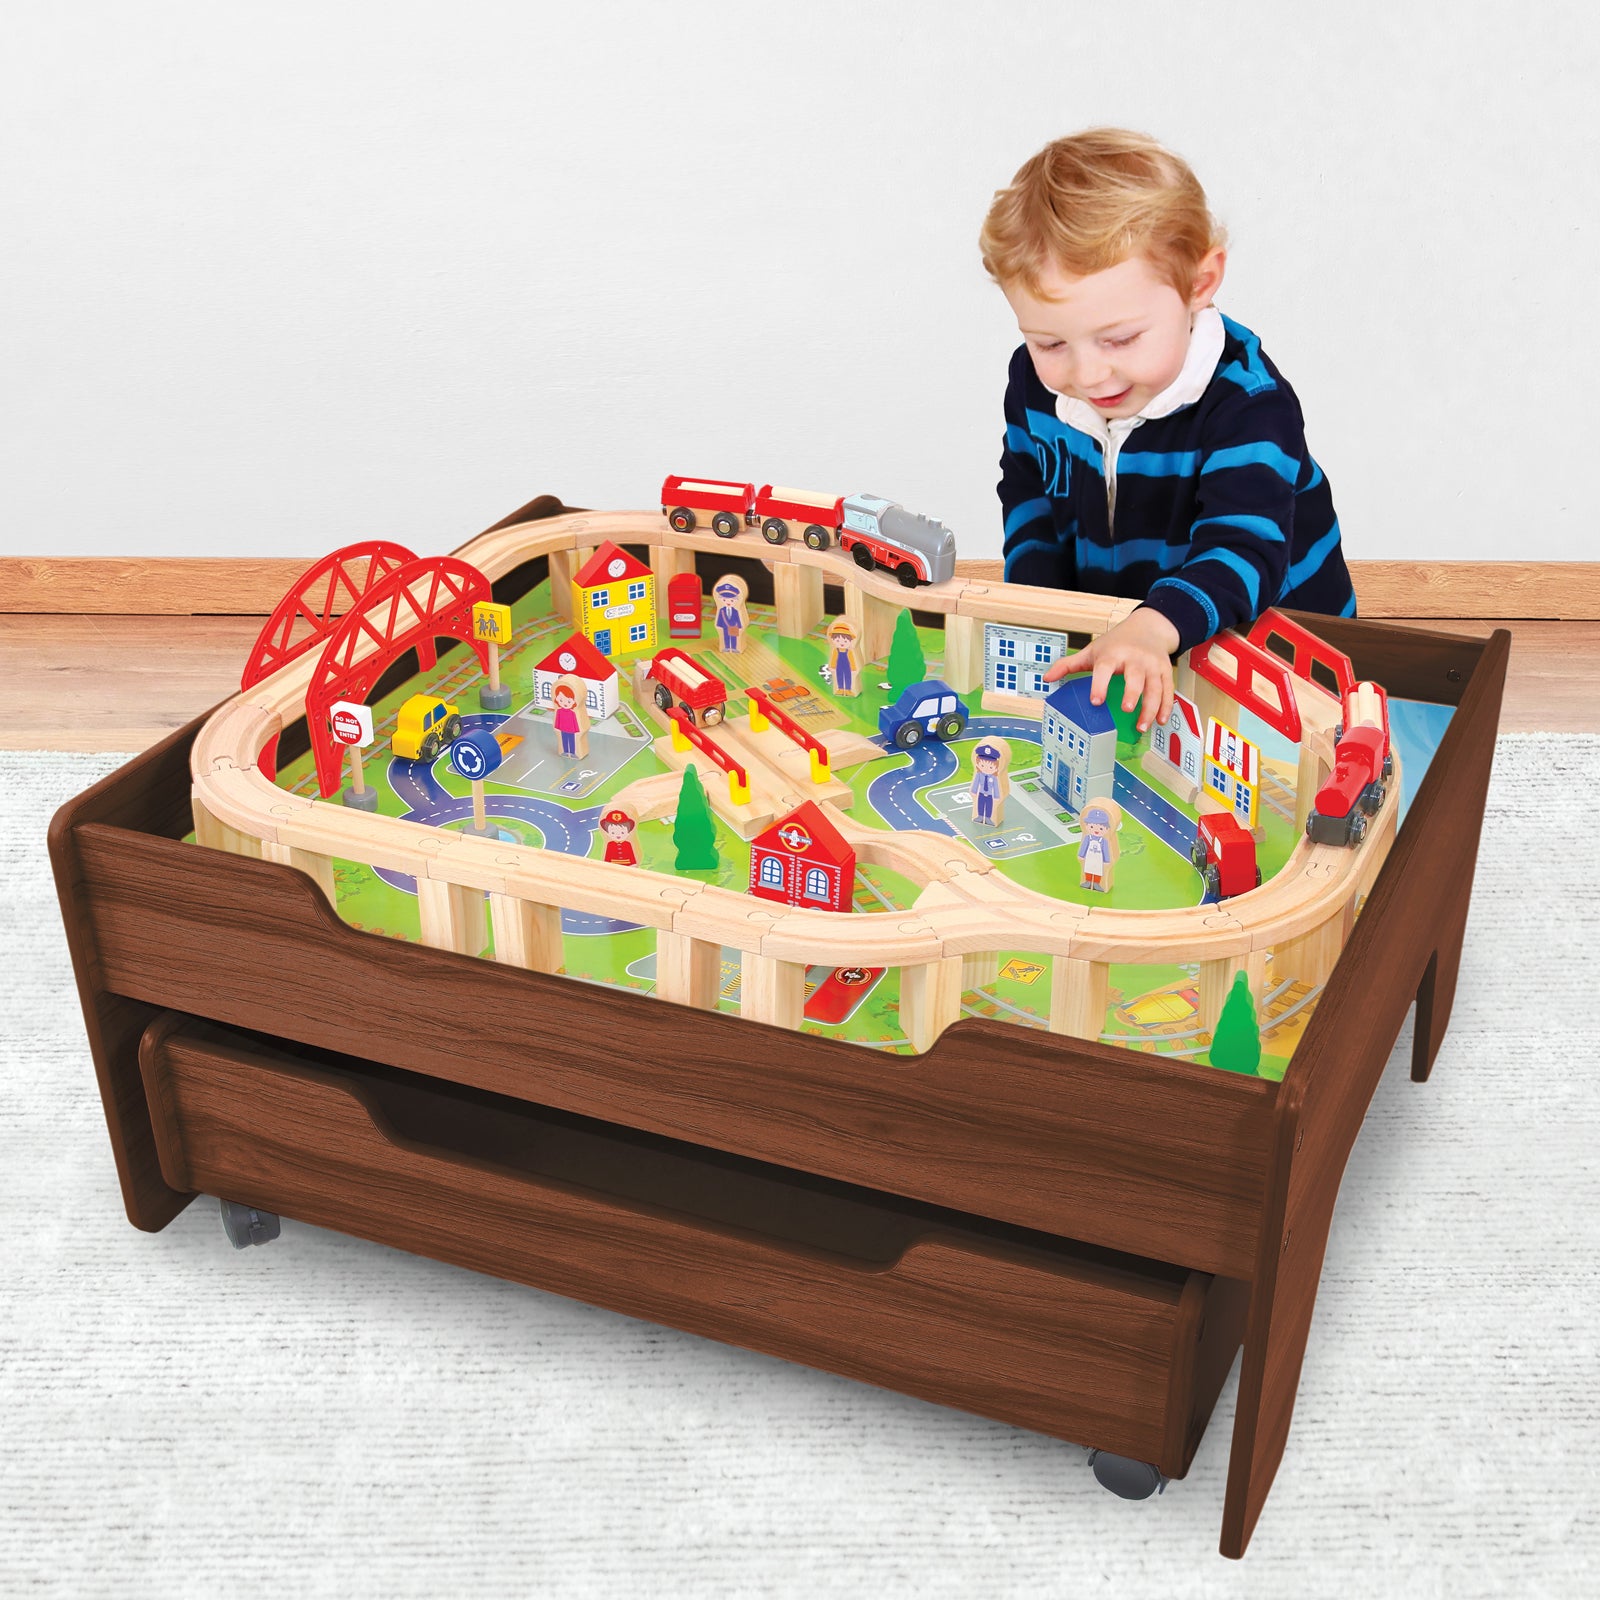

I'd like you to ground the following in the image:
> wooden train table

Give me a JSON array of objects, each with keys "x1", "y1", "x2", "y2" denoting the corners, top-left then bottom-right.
[{"x1": 50, "y1": 495, "x2": 1508, "y2": 1558}]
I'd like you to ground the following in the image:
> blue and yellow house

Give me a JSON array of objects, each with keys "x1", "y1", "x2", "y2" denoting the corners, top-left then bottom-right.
[{"x1": 572, "y1": 541, "x2": 657, "y2": 658}]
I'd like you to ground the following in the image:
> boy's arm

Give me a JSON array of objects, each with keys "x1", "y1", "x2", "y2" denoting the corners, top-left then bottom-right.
[
  {"x1": 998, "y1": 347, "x2": 1072, "y2": 588},
  {"x1": 1139, "y1": 389, "x2": 1306, "y2": 653}
]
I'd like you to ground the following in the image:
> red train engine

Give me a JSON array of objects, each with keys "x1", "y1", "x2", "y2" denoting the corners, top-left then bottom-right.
[
  {"x1": 1190, "y1": 811, "x2": 1261, "y2": 900},
  {"x1": 1307, "y1": 682, "x2": 1394, "y2": 846}
]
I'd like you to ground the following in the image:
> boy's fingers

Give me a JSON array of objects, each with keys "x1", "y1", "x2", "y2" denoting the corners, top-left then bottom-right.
[
  {"x1": 1089, "y1": 658, "x2": 1118, "y2": 706},
  {"x1": 1122, "y1": 667, "x2": 1144, "y2": 715},
  {"x1": 1045, "y1": 649, "x2": 1089, "y2": 682}
]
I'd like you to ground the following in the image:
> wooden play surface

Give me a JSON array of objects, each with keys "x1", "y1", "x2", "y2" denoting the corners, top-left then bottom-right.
[{"x1": 238, "y1": 528, "x2": 1446, "y2": 1076}]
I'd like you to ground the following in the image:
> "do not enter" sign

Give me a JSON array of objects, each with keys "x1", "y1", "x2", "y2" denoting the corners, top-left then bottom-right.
[{"x1": 330, "y1": 701, "x2": 374, "y2": 748}]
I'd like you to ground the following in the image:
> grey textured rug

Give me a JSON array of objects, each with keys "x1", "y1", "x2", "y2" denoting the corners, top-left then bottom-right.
[{"x1": 3, "y1": 742, "x2": 1597, "y2": 1599}]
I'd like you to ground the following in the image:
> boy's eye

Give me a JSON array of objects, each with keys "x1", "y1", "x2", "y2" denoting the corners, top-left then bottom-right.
[
  {"x1": 1034, "y1": 340, "x2": 1065, "y2": 353},
  {"x1": 1105, "y1": 333, "x2": 1141, "y2": 349}
]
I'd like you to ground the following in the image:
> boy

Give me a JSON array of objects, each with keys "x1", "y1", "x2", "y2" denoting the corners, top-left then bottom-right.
[{"x1": 980, "y1": 129, "x2": 1355, "y2": 733}]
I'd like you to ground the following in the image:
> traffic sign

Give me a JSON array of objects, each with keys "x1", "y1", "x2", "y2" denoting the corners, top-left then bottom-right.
[
  {"x1": 330, "y1": 700, "x2": 374, "y2": 748},
  {"x1": 473, "y1": 600, "x2": 513, "y2": 644},
  {"x1": 449, "y1": 730, "x2": 504, "y2": 781}
]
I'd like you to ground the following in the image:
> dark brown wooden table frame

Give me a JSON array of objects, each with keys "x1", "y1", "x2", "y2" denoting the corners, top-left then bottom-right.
[{"x1": 50, "y1": 497, "x2": 1509, "y2": 1558}]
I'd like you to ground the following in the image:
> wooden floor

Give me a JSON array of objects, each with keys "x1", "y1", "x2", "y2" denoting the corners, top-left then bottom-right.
[{"x1": 1, "y1": 614, "x2": 1594, "y2": 751}]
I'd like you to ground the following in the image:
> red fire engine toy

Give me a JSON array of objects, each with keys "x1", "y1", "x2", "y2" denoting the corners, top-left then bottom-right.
[
  {"x1": 1190, "y1": 811, "x2": 1262, "y2": 901},
  {"x1": 643, "y1": 648, "x2": 727, "y2": 727}
]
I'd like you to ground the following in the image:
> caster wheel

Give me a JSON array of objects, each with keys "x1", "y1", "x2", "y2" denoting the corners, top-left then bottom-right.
[
  {"x1": 1087, "y1": 1449, "x2": 1167, "y2": 1500},
  {"x1": 220, "y1": 1198, "x2": 281, "y2": 1250}
]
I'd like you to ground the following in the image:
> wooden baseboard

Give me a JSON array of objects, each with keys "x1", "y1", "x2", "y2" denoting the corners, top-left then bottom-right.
[
  {"x1": 2, "y1": 557, "x2": 310, "y2": 617},
  {"x1": 4, "y1": 555, "x2": 1599, "y2": 621},
  {"x1": 955, "y1": 560, "x2": 1600, "y2": 621}
]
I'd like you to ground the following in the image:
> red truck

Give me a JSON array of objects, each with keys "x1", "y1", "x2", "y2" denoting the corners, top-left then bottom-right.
[
  {"x1": 1190, "y1": 811, "x2": 1261, "y2": 900},
  {"x1": 644, "y1": 648, "x2": 727, "y2": 727}
]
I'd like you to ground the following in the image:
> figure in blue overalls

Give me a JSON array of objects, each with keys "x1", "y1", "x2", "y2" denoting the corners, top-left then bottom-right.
[{"x1": 824, "y1": 618, "x2": 861, "y2": 697}]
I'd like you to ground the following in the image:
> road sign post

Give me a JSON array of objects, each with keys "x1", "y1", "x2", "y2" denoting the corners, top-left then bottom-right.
[
  {"x1": 473, "y1": 601, "x2": 515, "y2": 711},
  {"x1": 449, "y1": 730, "x2": 505, "y2": 838},
  {"x1": 330, "y1": 701, "x2": 377, "y2": 811}
]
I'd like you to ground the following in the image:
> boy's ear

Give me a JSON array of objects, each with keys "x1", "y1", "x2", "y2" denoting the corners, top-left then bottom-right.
[{"x1": 1191, "y1": 246, "x2": 1227, "y2": 309}]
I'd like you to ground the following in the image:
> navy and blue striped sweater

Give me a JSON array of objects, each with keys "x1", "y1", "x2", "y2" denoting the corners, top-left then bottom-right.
[{"x1": 999, "y1": 310, "x2": 1355, "y2": 653}]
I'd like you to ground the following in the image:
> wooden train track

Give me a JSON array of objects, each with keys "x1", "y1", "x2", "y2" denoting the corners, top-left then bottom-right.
[{"x1": 188, "y1": 507, "x2": 1399, "y2": 1046}]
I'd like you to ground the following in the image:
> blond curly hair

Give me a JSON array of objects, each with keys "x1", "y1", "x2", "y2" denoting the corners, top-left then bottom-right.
[{"x1": 980, "y1": 128, "x2": 1227, "y2": 299}]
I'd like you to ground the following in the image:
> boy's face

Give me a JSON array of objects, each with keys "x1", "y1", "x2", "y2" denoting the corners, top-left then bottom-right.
[{"x1": 1004, "y1": 250, "x2": 1224, "y2": 420}]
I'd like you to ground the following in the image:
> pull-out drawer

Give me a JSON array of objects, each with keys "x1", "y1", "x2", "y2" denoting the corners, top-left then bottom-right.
[{"x1": 138, "y1": 1013, "x2": 1247, "y2": 1480}]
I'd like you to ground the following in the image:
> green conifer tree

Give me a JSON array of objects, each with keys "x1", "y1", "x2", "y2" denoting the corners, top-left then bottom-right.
[
  {"x1": 1103, "y1": 671, "x2": 1145, "y2": 749},
  {"x1": 1209, "y1": 969, "x2": 1263, "y2": 1075},
  {"x1": 673, "y1": 763, "x2": 720, "y2": 872},
  {"x1": 886, "y1": 609, "x2": 927, "y2": 699}
]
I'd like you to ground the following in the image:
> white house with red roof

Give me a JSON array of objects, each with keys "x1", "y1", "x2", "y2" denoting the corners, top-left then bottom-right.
[
  {"x1": 533, "y1": 633, "x2": 620, "y2": 722},
  {"x1": 572, "y1": 541, "x2": 657, "y2": 658},
  {"x1": 1140, "y1": 691, "x2": 1204, "y2": 803},
  {"x1": 748, "y1": 800, "x2": 856, "y2": 914}
]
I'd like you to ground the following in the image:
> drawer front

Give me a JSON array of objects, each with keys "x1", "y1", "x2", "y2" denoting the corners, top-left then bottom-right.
[
  {"x1": 139, "y1": 1015, "x2": 1242, "y2": 1475},
  {"x1": 79, "y1": 823, "x2": 1273, "y2": 1279}
]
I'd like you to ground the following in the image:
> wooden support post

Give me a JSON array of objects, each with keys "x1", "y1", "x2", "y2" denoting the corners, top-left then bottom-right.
[
  {"x1": 773, "y1": 561, "x2": 824, "y2": 639},
  {"x1": 844, "y1": 583, "x2": 896, "y2": 665},
  {"x1": 1198, "y1": 949, "x2": 1269, "y2": 1034},
  {"x1": 191, "y1": 795, "x2": 263, "y2": 859},
  {"x1": 901, "y1": 956, "x2": 964, "y2": 1052},
  {"x1": 1272, "y1": 916, "x2": 1343, "y2": 989},
  {"x1": 961, "y1": 951, "x2": 999, "y2": 991},
  {"x1": 1049, "y1": 954, "x2": 1110, "y2": 1041},
  {"x1": 550, "y1": 546, "x2": 594, "y2": 625},
  {"x1": 740, "y1": 951, "x2": 805, "y2": 1030},
  {"x1": 417, "y1": 877, "x2": 488, "y2": 958},
  {"x1": 942, "y1": 613, "x2": 983, "y2": 694},
  {"x1": 657, "y1": 929, "x2": 721, "y2": 1010},
  {"x1": 261, "y1": 839, "x2": 337, "y2": 906},
  {"x1": 649, "y1": 544, "x2": 695, "y2": 622},
  {"x1": 1294, "y1": 741, "x2": 1325, "y2": 835},
  {"x1": 489, "y1": 894, "x2": 563, "y2": 974}
]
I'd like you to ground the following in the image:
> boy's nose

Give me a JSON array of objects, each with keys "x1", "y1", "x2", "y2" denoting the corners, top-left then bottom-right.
[{"x1": 1075, "y1": 355, "x2": 1113, "y2": 392}]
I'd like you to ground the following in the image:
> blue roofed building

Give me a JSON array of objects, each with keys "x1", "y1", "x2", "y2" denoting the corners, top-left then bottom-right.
[{"x1": 1041, "y1": 676, "x2": 1118, "y2": 814}]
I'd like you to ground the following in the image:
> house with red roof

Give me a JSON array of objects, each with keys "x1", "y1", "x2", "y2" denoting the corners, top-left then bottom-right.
[
  {"x1": 748, "y1": 800, "x2": 855, "y2": 914},
  {"x1": 533, "y1": 633, "x2": 620, "y2": 722},
  {"x1": 572, "y1": 541, "x2": 657, "y2": 658},
  {"x1": 1143, "y1": 691, "x2": 1205, "y2": 802}
]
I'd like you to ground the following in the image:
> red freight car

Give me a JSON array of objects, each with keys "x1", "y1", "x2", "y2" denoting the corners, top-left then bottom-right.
[
  {"x1": 1308, "y1": 681, "x2": 1394, "y2": 847},
  {"x1": 660, "y1": 476, "x2": 756, "y2": 538},
  {"x1": 752, "y1": 485, "x2": 846, "y2": 549}
]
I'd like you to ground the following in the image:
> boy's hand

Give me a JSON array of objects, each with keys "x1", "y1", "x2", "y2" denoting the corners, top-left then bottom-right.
[{"x1": 1042, "y1": 606, "x2": 1181, "y2": 732}]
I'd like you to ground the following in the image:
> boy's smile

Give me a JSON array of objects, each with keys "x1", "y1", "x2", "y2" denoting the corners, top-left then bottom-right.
[{"x1": 1003, "y1": 249, "x2": 1225, "y2": 420}]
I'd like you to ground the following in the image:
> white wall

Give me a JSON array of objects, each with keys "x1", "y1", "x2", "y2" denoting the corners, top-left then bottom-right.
[{"x1": 4, "y1": 0, "x2": 1595, "y2": 562}]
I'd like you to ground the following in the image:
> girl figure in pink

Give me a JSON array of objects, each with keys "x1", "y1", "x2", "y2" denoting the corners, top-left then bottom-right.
[{"x1": 552, "y1": 679, "x2": 586, "y2": 758}]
